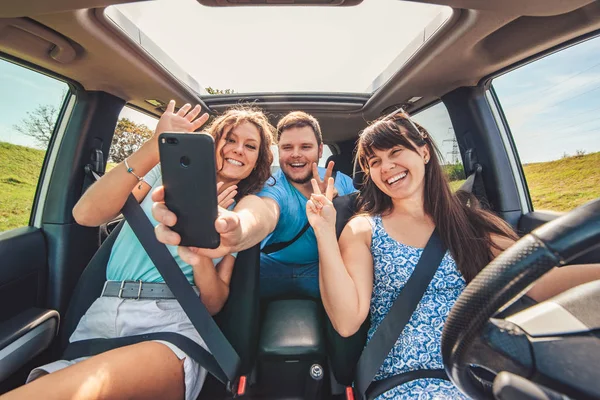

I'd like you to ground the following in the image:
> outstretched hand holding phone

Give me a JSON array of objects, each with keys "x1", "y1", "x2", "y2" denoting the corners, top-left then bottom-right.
[{"x1": 152, "y1": 185, "x2": 244, "y2": 259}]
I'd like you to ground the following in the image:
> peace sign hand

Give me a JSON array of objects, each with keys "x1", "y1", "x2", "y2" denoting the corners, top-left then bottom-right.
[
  {"x1": 311, "y1": 161, "x2": 339, "y2": 199},
  {"x1": 306, "y1": 176, "x2": 336, "y2": 233}
]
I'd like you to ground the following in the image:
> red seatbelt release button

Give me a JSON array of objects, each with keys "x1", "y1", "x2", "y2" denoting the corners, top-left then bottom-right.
[
  {"x1": 237, "y1": 375, "x2": 247, "y2": 396},
  {"x1": 346, "y1": 386, "x2": 355, "y2": 400}
]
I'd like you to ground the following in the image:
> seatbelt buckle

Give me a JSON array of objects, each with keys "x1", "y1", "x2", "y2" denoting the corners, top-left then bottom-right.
[{"x1": 227, "y1": 375, "x2": 247, "y2": 398}]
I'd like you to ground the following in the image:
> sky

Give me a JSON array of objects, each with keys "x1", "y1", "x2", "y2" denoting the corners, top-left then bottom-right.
[
  {"x1": 114, "y1": 0, "x2": 447, "y2": 93},
  {"x1": 1, "y1": 1, "x2": 599, "y2": 165}
]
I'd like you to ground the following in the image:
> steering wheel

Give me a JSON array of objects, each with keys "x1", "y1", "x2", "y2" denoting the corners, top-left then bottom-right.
[{"x1": 441, "y1": 198, "x2": 600, "y2": 400}]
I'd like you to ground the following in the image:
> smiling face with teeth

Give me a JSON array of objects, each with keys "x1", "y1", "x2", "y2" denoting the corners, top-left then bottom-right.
[
  {"x1": 365, "y1": 130, "x2": 430, "y2": 203},
  {"x1": 215, "y1": 121, "x2": 261, "y2": 184},
  {"x1": 278, "y1": 125, "x2": 323, "y2": 185}
]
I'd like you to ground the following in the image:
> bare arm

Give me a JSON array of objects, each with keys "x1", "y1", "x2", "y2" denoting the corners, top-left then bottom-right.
[
  {"x1": 314, "y1": 216, "x2": 374, "y2": 337},
  {"x1": 307, "y1": 178, "x2": 374, "y2": 337},
  {"x1": 229, "y1": 195, "x2": 280, "y2": 253},
  {"x1": 489, "y1": 234, "x2": 600, "y2": 303},
  {"x1": 153, "y1": 191, "x2": 280, "y2": 259},
  {"x1": 72, "y1": 101, "x2": 209, "y2": 227},
  {"x1": 178, "y1": 248, "x2": 235, "y2": 315},
  {"x1": 72, "y1": 143, "x2": 156, "y2": 226}
]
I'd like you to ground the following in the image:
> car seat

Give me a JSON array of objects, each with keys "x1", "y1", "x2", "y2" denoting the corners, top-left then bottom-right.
[{"x1": 58, "y1": 221, "x2": 261, "y2": 399}]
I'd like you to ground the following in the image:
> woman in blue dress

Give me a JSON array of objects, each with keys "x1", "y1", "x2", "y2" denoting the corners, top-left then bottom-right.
[{"x1": 306, "y1": 110, "x2": 600, "y2": 399}]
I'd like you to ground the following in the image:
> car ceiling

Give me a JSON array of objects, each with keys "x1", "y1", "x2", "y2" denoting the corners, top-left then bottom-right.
[{"x1": 1, "y1": 0, "x2": 599, "y2": 143}]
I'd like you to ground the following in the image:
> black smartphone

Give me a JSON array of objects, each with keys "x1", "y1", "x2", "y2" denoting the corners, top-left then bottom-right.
[{"x1": 159, "y1": 132, "x2": 220, "y2": 249}]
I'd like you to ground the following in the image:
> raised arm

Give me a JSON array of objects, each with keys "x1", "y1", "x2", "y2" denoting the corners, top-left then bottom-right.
[
  {"x1": 72, "y1": 101, "x2": 208, "y2": 227},
  {"x1": 307, "y1": 178, "x2": 374, "y2": 337}
]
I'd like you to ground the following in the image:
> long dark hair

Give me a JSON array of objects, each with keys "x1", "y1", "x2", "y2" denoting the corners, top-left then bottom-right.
[
  {"x1": 355, "y1": 113, "x2": 517, "y2": 282},
  {"x1": 206, "y1": 106, "x2": 275, "y2": 199}
]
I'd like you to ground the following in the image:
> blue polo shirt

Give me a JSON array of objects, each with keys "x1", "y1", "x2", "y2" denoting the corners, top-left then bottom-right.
[{"x1": 257, "y1": 167, "x2": 356, "y2": 266}]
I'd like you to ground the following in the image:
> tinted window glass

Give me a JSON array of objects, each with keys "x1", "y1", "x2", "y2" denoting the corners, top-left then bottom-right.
[
  {"x1": 413, "y1": 102, "x2": 465, "y2": 190},
  {"x1": 493, "y1": 36, "x2": 600, "y2": 211},
  {"x1": 0, "y1": 59, "x2": 69, "y2": 232}
]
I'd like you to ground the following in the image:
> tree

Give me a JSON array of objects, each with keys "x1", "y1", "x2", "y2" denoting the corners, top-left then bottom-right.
[
  {"x1": 108, "y1": 118, "x2": 154, "y2": 163},
  {"x1": 13, "y1": 104, "x2": 58, "y2": 148},
  {"x1": 14, "y1": 104, "x2": 154, "y2": 163},
  {"x1": 206, "y1": 87, "x2": 235, "y2": 95}
]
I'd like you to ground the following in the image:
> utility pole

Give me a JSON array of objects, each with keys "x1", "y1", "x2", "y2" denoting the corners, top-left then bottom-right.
[{"x1": 443, "y1": 128, "x2": 459, "y2": 164}]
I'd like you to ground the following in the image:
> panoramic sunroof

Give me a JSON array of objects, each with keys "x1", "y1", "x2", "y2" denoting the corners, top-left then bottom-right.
[{"x1": 107, "y1": 0, "x2": 451, "y2": 95}]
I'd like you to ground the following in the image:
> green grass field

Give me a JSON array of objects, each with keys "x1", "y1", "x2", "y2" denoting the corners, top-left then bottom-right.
[
  {"x1": 1, "y1": 141, "x2": 599, "y2": 232},
  {"x1": 0, "y1": 142, "x2": 46, "y2": 232},
  {"x1": 523, "y1": 152, "x2": 600, "y2": 211}
]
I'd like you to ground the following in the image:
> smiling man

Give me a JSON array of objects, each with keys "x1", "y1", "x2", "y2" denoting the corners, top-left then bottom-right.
[
  {"x1": 256, "y1": 112, "x2": 355, "y2": 298},
  {"x1": 153, "y1": 111, "x2": 355, "y2": 299}
]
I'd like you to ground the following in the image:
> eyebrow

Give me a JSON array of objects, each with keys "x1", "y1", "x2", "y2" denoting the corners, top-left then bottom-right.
[{"x1": 280, "y1": 142, "x2": 314, "y2": 146}]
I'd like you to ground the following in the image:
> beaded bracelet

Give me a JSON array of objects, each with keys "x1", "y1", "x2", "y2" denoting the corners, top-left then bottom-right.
[{"x1": 124, "y1": 158, "x2": 143, "y2": 182}]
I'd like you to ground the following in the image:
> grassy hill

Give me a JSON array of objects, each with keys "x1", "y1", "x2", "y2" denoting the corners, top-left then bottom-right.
[
  {"x1": 0, "y1": 141, "x2": 598, "y2": 232},
  {"x1": 448, "y1": 152, "x2": 600, "y2": 211},
  {"x1": 0, "y1": 142, "x2": 46, "y2": 232},
  {"x1": 523, "y1": 151, "x2": 600, "y2": 211}
]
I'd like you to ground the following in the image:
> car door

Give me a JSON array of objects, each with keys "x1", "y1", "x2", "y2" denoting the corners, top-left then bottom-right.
[
  {"x1": 0, "y1": 55, "x2": 127, "y2": 392},
  {"x1": 0, "y1": 57, "x2": 72, "y2": 390}
]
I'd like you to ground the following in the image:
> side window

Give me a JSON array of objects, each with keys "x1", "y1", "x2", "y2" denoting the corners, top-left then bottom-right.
[
  {"x1": 0, "y1": 59, "x2": 69, "y2": 233},
  {"x1": 108, "y1": 106, "x2": 158, "y2": 169},
  {"x1": 493, "y1": 36, "x2": 600, "y2": 212},
  {"x1": 412, "y1": 102, "x2": 465, "y2": 190}
]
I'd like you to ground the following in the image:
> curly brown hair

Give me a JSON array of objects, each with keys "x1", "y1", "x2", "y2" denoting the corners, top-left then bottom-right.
[{"x1": 205, "y1": 105, "x2": 275, "y2": 199}]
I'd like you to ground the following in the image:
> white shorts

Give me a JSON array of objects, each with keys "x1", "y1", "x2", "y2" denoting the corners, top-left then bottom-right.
[{"x1": 27, "y1": 296, "x2": 208, "y2": 400}]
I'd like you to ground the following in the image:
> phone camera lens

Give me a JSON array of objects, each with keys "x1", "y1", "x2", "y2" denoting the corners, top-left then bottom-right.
[
  {"x1": 180, "y1": 156, "x2": 191, "y2": 168},
  {"x1": 167, "y1": 137, "x2": 179, "y2": 145}
]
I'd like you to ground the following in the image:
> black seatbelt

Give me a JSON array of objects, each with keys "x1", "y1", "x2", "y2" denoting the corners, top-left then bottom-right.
[
  {"x1": 366, "y1": 368, "x2": 448, "y2": 399},
  {"x1": 261, "y1": 170, "x2": 337, "y2": 255},
  {"x1": 354, "y1": 230, "x2": 448, "y2": 399},
  {"x1": 458, "y1": 149, "x2": 488, "y2": 207},
  {"x1": 65, "y1": 172, "x2": 241, "y2": 386},
  {"x1": 120, "y1": 195, "x2": 241, "y2": 380},
  {"x1": 261, "y1": 222, "x2": 310, "y2": 254},
  {"x1": 458, "y1": 164, "x2": 485, "y2": 197},
  {"x1": 82, "y1": 146, "x2": 105, "y2": 194},
  {"x1": 63, "y1": 332, "x2": 228, "y2": 383}
]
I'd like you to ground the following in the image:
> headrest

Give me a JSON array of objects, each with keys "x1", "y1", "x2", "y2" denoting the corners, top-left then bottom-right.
[
  {"x1": 353, "y1": 160, "x2": 364, "y2": 191},
  {"x1": 325, "y1": 154, "x2": 339, "y2": 169}
]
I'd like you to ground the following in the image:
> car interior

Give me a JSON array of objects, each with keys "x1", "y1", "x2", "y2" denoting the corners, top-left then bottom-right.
[{"x1": 1, "y1": 0, "x2": 600, "y2": 399}]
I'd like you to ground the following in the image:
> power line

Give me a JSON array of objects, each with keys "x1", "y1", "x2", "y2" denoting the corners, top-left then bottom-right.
[{"x1": 442, "y1": 128, "x2": 459, "y2": 164}]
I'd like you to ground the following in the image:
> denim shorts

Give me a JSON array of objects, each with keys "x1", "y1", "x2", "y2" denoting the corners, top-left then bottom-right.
[
  {"x1": 27, "y1": 296, "x2": 207, "y2": 400},
  {"x1": 259, "y1": 253, "x2": 320, "y2": 298}
]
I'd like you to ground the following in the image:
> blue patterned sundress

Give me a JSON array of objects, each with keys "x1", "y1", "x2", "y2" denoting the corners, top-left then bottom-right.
[{"x1": 367, "y1": 215, "x2": 469, "y2": 399}]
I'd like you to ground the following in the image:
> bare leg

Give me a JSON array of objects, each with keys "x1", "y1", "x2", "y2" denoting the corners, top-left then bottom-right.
[
  {"x1": 527, "y1": 264, "x2": 600, "y2": 302},
  {"x1": 1, "y1": 342, "x2": 186, "y2": 400}
]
